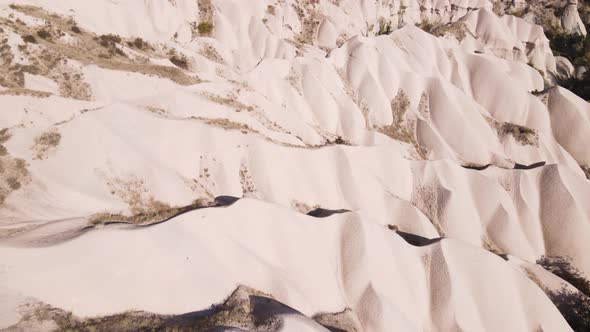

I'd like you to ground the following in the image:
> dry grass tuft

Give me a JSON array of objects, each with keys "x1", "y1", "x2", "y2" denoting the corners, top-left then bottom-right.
[
  {"x1": 487, "y1": 117, "x2": 539, "y2": 146},
  {"x1": 0, "y1": 132, "x2": 29, "y2": 204},
  {"x1": 169, "y1": 55, "x2": 189, "y2": 70},
  {"x1": 1, "y1": 5, "x2": 199, "y2": 88},
  {"x1": 411, "y1": 183, "x2": 445, "y2": 237},
  {"x1": 32, "y1": 131, "x2": 61, "y2": 160},
  {"x1": 375, "y1": 89, "x2": 429, "y2": 159}
]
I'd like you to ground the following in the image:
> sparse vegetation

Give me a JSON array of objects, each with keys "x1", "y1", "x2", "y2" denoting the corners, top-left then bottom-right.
[
  {"x1": 499, "y1": 122, "x2": 538, "y2": 146},
  {"x1": 546, "y1": 29, "x2": 590, "y2": 100},
  {"x1": 90, "y1": 198, "x2": 212, "y2": 226},
  {"x1": 411, "y1": 183, "x2": 445, "y2": 237},
  {"x1": 266, "y1": 5, "x2": 276, "y2": 16},
  {"x1": 169, "y1": 55, "x2": 189, "y2": 70},
  {"x1": 96, "y1": 34, "x2": 125, "y2": 56},
  {"x1": 509, "y1": 8, "x2": 527, "y2": 18},
  {"x1": 131, "y1": 37, "x2": 146, "y2": 49},
  {"x1": 197, "y1": 21, "x2": 213, "y2": 35},
  {"x1": 7, "y1": 286, "x2": 284, "y2": 331},
  {"x1": 36, "y1": 28, "x2": 51, "y2": 40},
  {"x1": 32, "y1": 131, "x2": 61, "y2": 159},
  {"x1": 375, "y1": 89, "x2": 429, "y2": 158},
  {"x1": 98, "y1": 33, "x2": 122, "y2": 46},
  {"x1": 323, "y1": 136, "x2": 350, "y2": 146},
  {"x1": 488, "y1": 117, "x2": 539, "y2": 146},
  {"x1": 377, "y1": 90, "x2": 413, "y2": 143},
  {"x1": 416, "y1": 20, "x2": 434, "y2": 32},
  {"x1": 377, "y1": 19, "x2": 393, "y2": 35},
  {"x1": 547, "y1": 286, "x2": 590, "y2": 332},
  {"x1": 537, "y1": 256, "x2": 590, "y2": 331},
  {"x1": 22, "y1": 34, "x2": 37, "y2": 43},
  {"x1": 0, "y1": 149, "x2": 29, "y2": 205},
  {"x1": 538, "y1": 256, "x2": 590, "y2": 297}
]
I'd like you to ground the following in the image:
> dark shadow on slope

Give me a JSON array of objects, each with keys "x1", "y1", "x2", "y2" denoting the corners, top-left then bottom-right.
[
  {"x1": 461, "y1": 163, "x2": 492, "y2": 171},
  {"x1": 307, "y1": 208, "x2": 350, "y2": 218},
  {"x1": 395, "y1": 230, "x2": 442, "y2": 247},
  {"x1": 250, "y1": 295, "x2": 302, "y2": 326},
  {"x1": 514, "y1": 161, "x2": 546, "y2": 170},
  {"x1": 214, "y1": 195, "x2": 241, "y2": 207}
]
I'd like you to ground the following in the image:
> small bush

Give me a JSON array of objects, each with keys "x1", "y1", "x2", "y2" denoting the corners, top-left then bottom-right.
[
  {"x1": 197, "y1": 22, "x2": 213, "y2": 35},
  {"x1": 132, "y1": 37, "x2": 146, "y2": 49},
  {"x1": 377, "y1": 20, "x2": 393, "y2": 36},
  {"x1": 36, "y1": 29, "x2": 51, "y2": 40},
  {"x1": 169, "y1": 55, "x2": 188, "y2": 70},
  {"x1": 97, "y1": 34, "x2": 125, "y2": 56},
  {"x1": 70, "y1": 25, "x2": 81, "y2": 34},
  {"x1": 99, "y1": 34, "x2": 122, "y2": 47},
  {"x1": 538, "y1": 256, "x2": 590, "y2": 296},
  {"x1": 537, "y1": 256, "x2": 590, "y2": 331},
  {"x1": 498, "y1": 122, "x2": 538, "y2": 146},
  {"x1": 22, "y1": 35, "x2": 37, "y2": 43},
  {"x1": 417, "y1": 20, "x2": 434, "y2": 32},
  {"x1": 266, "y1": 5, "x2": 276, "y2": 15},
  {"x1": 546, "y1": 287, "x2": 590, "y2": 332}
]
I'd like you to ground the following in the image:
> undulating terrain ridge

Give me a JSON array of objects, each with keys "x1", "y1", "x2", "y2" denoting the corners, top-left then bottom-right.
[{"x1": 0, "y1": 0, "x2": 590, "y2": 331}]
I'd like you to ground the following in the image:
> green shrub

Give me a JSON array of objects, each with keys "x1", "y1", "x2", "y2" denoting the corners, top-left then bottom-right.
[
  {"x1": 169, "y1": 55, "x2": 189, "y2": 70},
  {"x1": 22, "y1": 35, "x2": 37, "y2": 43},
  {"x1": 132, "y1": 37, "x2": 146, "y2": 49},
  {"x1": 99, "y1": 34, "x2": 122, "y2": 47},
  {"x1": 537, "y1": 256, "x2": 590, "y2": 331},
  {"x1": 538, "y1": 256, "x2": 590, "y2": 296},
  {"x1": 545, "y1": 30, "x2": 590, "y2": 100},
  {"x1": 36, "y1": 29, "x2": 51, "y2": 40},
  {"x1": 197, "y1": 22, "x2": 213, "y2": 35}
]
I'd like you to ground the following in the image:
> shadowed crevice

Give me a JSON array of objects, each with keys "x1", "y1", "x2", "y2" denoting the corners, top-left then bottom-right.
[
  {"x1": 307, "y1": 208, "x2": 351, "y2": 218},
  {"x1": 395, "y1": 230, "x2": 442, "y2": 247},
  {"x1": 514, "y1": 161, "x2": 546, "y2": 170}
]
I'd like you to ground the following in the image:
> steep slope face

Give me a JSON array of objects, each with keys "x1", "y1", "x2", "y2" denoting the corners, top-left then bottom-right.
[{"x1": 0, "y1": 0, "x2": 589, "y2": 331}]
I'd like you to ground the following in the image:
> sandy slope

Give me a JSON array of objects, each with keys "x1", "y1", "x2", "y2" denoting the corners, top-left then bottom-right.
[{"x1": 0, "y1": 0, "x2": 588, "y2": 331}]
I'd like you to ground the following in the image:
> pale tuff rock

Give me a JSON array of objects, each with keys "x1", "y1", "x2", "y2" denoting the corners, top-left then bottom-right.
[
  {"x1": 0, "y1": 1, "x2": 588, "y2": 331},
  {"x1": 561, "y1": 0, "x2": 587, "y2": 36},
  {"x1": 555, "y1": 55, "x2": 575, "y2": 79}
]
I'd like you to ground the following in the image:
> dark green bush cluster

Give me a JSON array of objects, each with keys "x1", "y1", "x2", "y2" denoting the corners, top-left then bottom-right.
[
  {"x1": 545, "y1": 29, "x2": 590, "y2": 100},
  {"x1": 22, "y1": 34, "x2": 36, "y2": 43},
  {"x1": 36, "y1": 29, "x2": 51, "y2": 40},
  {"x1": 537, "y1": 256, "x2": 590, "y2": 331},
  {"x1": 547, "y1": 32, "x2": 590, "y2": 67},
  {"x1": 197, "y1": 22, "x2": 213, "y2": 35},
  {"x1": 95, "y1": 34, "x2": 125, "y2": 57}
]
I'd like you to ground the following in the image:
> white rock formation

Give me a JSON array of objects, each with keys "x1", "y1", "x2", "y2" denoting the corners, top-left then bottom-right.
[
  {"x1": 555, "y1": 55, "x2": 575, "y2": 79},
  {"x1": 0, "y1": 0, "x2": 588, "y2": 331},
  {"x1": 562, "y1": 0, "x2": 588, "y2": 36}
]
